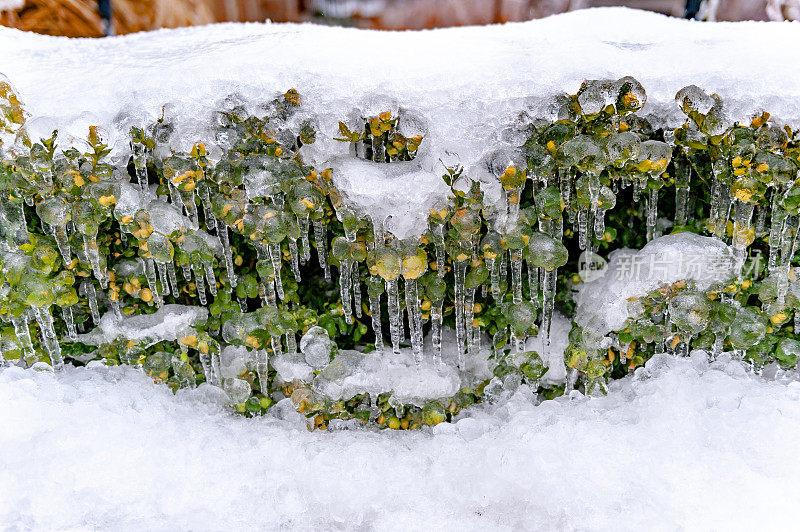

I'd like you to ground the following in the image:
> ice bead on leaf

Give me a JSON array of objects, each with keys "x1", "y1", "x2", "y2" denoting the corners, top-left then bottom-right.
[
  {"x1": 604, "y1": 131, "x2": 641, "y2": 168},
  {"x1": 527, "y1": 232, "x2": 568, "y2": 270},
  {"x1": 223, "y1": 377, "x2": 252, "y2": 405},
  {"x1": 675, "y1": 85, "x2": 715, "y2": 117},
  {"x1": 637, "y1": 140, "x2": 671, "y2": 177},
  {"x1": 560, "y1": 135, "x2": 606, "y2": 176},
  {"x1": 614, "y1": 76, "x2": 646, "y2": 114},
  {"x1": 668, "y1": 292, "x2": 712, "y2": 335},
  {"x1": 727, "y1": 307, "x2": 767, "y2": 350},
  {"x1": 576, "y1": 79, "x2": 614, "y2": 116},
  {"x1": 300, "y1": 325, "x2": 336, "y2": 369}
]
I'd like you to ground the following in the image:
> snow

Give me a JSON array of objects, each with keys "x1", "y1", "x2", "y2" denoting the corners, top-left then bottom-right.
[
  {"x1": 575, "y1": 232, "x2": 735, "y2": 336},
  {"x1": 328, "y1": 157, "x2": 451, "y2": 241},
  {"x1": 0, "y1": 0, "x2": 22, "y2": 11},
  {"x1": 2, "y1": 8, "x2": 800, "y2": 236},
  {"x1": 2, "y1": 354, "x2": 800, "y2": 529}
]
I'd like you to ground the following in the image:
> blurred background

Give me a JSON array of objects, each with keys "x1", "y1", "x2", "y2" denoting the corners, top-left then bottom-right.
[{"x1": 0, "y1": 0, "x2": 798, "y2": 37}]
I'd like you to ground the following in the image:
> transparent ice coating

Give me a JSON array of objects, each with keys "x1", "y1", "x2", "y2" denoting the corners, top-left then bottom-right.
[
  {"x1": 2, "y1": 7, "x2": 800, "y2": 178},
  {"x1": 75, "y1": 304, "x2": 208, "y2": 347}
]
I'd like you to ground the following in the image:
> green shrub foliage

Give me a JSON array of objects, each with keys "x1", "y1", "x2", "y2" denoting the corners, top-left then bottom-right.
[{"x1": 1, "y1": 74, "x2": 799, "y2": 429}]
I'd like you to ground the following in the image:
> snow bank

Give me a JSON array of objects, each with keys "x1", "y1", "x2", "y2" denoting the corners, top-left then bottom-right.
[
  {"x1": 1, "y1": 355, "x2": 799, "y2": 529},
  {"x1": 1, "y1": 7, "x2": 800, "y2": 173}
]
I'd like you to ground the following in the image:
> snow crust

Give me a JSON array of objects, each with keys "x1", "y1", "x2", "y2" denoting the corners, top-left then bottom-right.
[
  {"x1": 575, "y1": 232, "x2": 735, "y2": 335},
  {"x1": 2, "y1": 354, "x2": 800, "y2": 529}
]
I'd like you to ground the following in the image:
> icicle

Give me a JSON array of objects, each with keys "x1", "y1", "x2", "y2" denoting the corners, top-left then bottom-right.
[
  {"x1": 198, "y1": 351, "x2": 214, "y2": 385},
  {"x1": 83, "y1": 235, "x2": 106, "y2": 288},
  {"x1": 61, "y1": 306, "x2": 77, "y2": 341},
  {"x1": 193, "y1": 265, "x2": 207, "y2": 305},
  {"x1": 559, "y1": 168, "x2": 571, "y2": 218},
  {"x1": 288, "y1": 239, "x2": 302, "y2": 281},
  {"x1": 132, "y1": 143, "x2": 148, "y2": 193},
  {"x1": 755, "y1": 204, "x2": 767, "y2": 237},
  {"x1": 433, "y1": 224, "x2": 446, "y2": 278},
  {"x1": 51, "y1": 225, "x2": 72, "y2": 267},
  {"x1": 352, "y1": 262, "x2": 362, "y2": 318},
  {"x1": 465, "y1": 287, "x2": 477, "y2": 357},
  {"x1": 216, "y1": 219, "x2": 237, "y2": 288},
  {"x1": 210, "y1": 352, "x2": 222, "y2": 386},
  {"x1": 271, "y1": 335, "x2": 283, "y2": 357},
  {"x1": 594, "y1": 206, "x2": 606, "y2": 239},
  {"x1": 255, "y1": 349, "x2": 269, "y2": 395},
  {"x1": 167, "y1": 262, "x2": 180, "y2": 295},
  {"x1": 431, "y1": 299, "x2": 443, "y2": 363},
  {"x1": 156, "y1": 262, "x2": 170, "y2": 297},
  {"x1": 386, "y1": 279, "x2": 401, "y2": 354},
  {"x1": 454, "y1": 259, "x2": 467, "y2": 367},
  {"x1": 369, "y1": 293, "x2": 384, "y2": 352},
  {"x1": 11, "y1": 314, "x2": 35, "y2": 366},
  {"x1": 711, "y1": 179, "x2": 731, "y2": 240},
  {"x1": 768, "y1": 189, "x2": 786, "y2": 272},
  {"x1": 85, "y1": 282, "x2": 100, "y2": 323},
  {"x1": 268, "y1": 243, "x2": 284, "y2": 300},
  {"x1": 506, "y1": 187, "x2": 522, "y2": 229},
  {"x1": 486, "y1": 258, "x2": 500, "y2": 299},
  {"x1": 205, "y1": 262, "x2": 217, "y2": 297},
  {"x1": 511, "y1": 252, "x2": 523, "y2": 304},
  {"x1": 198, "y1": 183, "x2": 216, "y2": 231},
  {"x1": 286, "y1": 330, "x2": 297, "y2": 355},
  {"x1": 312, "y1": 218, "x2": 330, "y2": 281},
  {"x1": 578, "y1": 208, "x2": 588, "y2": 250},
  {"x1": 776, "y1": 216, "x2": 799, "y2": 306},
  {"x1": 499, "y1": 250, "x2": 508, "y2": 286},
  {"x1": 144, "y1": 259, "x2": 163, "y2": 308},
  {"x1": 540, "y1": 267, "x2": 558, "y2": 357},
  {"x1": 528, "y1": 262, "x2": 540, "y2": 306},
  {"x1": 339, "y1": 260, "x2": 353, "y2": 325},
  {"x1": 298, "y1": 215, "x2": 311, "y2": 264},
  {"x1": 674, "y1": 157, "x2": 691, "y2": 226},
  {"x1": 404, "y1": 278, "x2": 423, "y2": 365},
  {"x1": 168, "y1": 181, "x2": 183, "y2": 212},
  {"x1": 646, "y1": 188, "x2": 658, "y2": 242},
  {"x1": 110, "y1": 299, "x2": 123, "y2": 319},
  {"x1": 33, "y1": 306, "x2": 63, "y2": 369},
  {"x1": 565, "y1": 368, "x2": 578, "y2": 393},
  {"x1": 182, "y1": 264, "x2": 192, "y2": 281},
  {"x1": 183, "y1": 191, "x2": 199, "y2": 226}
]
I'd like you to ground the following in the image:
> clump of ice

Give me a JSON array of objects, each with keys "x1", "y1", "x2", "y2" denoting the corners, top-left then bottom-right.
[
  {"x1": 575, "y1": 232, "x2": 735, "y2": 335},
  {"x1": 312, "y1": 347, "x2": 462, "y2": 405},
  {"x1": 328, "y1": 156, "x2": 451, "y2": 240},
  {"x1": 75, "y1": 304, "x2": 208, "y2": 347}
]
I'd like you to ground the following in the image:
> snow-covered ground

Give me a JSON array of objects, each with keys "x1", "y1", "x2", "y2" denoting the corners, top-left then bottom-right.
[{"x1": 2, "y1": 354, "x2": 800, "y2": 530}]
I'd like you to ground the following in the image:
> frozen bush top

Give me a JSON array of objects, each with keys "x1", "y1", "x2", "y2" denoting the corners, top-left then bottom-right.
[{"x1": 1, "y1": 7, "x2": 800, "y2": 173}]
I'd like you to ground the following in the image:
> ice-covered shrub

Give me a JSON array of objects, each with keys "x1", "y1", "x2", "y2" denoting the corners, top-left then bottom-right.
[{"x1": 0, "y1": 71, "x2": 798, "y2": 428}]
